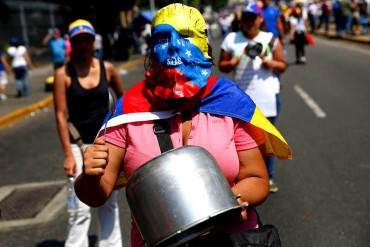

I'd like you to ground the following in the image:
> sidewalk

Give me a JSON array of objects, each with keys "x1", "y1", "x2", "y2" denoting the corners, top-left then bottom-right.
[
  {"x1": 0, "y1": 56, "x2": 144, "y2": 128},
  {"x1": 315, "y1": 29, "x2": 370, "y2": 45}
]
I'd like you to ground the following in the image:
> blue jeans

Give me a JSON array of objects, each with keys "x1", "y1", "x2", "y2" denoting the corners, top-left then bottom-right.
[
  {"x1": 13, "y1": 66, "x2": 29, "y2": 96},
  {"x1": 265, "y1": 94, "x2": 281, "y2": 179},
  {"x1": 360, "y1": 15, "x2": 368, "y2": 34},
  {"x1": 345, "y1": 15, "x2": 352, "y2": 33}
]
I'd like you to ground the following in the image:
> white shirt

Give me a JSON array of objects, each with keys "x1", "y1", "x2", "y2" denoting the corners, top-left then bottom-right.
[
  {"x1": 221, "y1": 31, "x2": 280, "y2": 117},
  {"x1": 290, "y1": 16, "x2": 306, "y2": 32},
  {"x1": 7, "y1": 46, "x2": 27, "y2": 68}
]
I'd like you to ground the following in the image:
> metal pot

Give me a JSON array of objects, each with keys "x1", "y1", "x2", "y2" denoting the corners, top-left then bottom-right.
[{"x1": 126, "y1": 146, "x2": 242, "y2": 247}]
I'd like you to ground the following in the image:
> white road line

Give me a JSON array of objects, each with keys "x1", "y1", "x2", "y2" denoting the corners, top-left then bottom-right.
[{"x1": 294, "y1": 85, "x2": 327, "y2": 118}]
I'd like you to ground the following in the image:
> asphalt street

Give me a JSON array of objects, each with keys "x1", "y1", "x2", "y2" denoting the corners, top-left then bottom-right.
[{"x1": 0, "y1": 37, "x2": 369, "y2": 246}]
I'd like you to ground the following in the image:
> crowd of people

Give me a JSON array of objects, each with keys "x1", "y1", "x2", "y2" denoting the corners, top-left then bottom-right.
[
  {"x1": 0, "y1": 1, "x2": 296, "y2": 246},
  {"x1": 75, "y1": 3, "x2": 292, "y2": 247},
  {"x1": 11, "y1": 0, "x2": 365, "y2": 245},
  {"x1": 0, "y1": 25, "x2": 103, "y2": 101}
]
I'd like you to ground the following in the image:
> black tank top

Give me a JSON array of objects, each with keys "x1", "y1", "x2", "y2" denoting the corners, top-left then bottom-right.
[{"x1": 66, "y1": 60, "x2": 109, "y2": 143}]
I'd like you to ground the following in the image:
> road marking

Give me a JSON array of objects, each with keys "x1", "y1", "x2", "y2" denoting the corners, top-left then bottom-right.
[
  {"x1": 0, "y1": 180, "x2": 66, "y2": 232},
  {"x1": 315, "y1": 37, "x2": 370, "y2": 56},
  {"x1": 0, "y1": 96, "x2": 53, "y2": 129},
  {"x1": 294, "y1": 85, "x2": 327, "y2": 118}
]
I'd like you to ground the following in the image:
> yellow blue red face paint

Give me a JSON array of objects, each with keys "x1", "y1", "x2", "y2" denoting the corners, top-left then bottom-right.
[{"x1": 146, "y1": 4, "x2": 213, "y2": 99}]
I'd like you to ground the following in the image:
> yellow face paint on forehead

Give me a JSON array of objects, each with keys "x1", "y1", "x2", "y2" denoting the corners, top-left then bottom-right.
[{"x1": 152, "y1": 3, "x2": 209, "y2": 58}]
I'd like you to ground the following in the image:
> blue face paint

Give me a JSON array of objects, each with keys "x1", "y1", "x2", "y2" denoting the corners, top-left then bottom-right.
[{"x1": 149, "y1": 24, "x2": 213, "y2": 92}]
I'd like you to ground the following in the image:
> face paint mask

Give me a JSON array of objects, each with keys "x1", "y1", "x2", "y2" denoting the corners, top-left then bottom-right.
[{"x1": 145, "y1": 24, "x2": 213, "y2": 99}]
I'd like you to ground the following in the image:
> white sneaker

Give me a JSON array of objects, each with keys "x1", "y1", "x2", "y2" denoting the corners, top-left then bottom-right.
[{"x1": 300, "y1": 56, "x2": 306, "y2": 63}]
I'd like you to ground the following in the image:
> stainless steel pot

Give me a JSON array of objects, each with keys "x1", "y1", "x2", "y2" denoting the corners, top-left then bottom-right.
[{"x1": 126, "y1": 146, "x2": 242, "y2": 247}]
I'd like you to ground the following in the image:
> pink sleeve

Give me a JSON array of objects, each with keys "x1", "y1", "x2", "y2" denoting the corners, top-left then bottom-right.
[
  {"x1": 103, "y1": 125, "x2": 127, "y2": 148},
  {"x1": 234, "y1": 120, "x2": 266, "y2": 151}
]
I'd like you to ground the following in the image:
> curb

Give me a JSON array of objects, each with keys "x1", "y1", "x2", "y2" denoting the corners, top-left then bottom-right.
[
  {"x1": 315, "y1": 31, "x2": 370, "y2": 45},
  {"x1": 0, "y1": 56, "x2": 145, "y2": 129},
  {"x1": 0, "y1": 96, "x2": 53, "y2": 129}
]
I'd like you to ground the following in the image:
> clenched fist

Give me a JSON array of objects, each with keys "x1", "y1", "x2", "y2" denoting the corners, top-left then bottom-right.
[{"x1": 83, "y1": 139, "x2": 109, "y2": 176}]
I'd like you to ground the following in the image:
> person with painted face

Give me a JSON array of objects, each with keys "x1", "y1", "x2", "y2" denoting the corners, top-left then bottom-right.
[
  {"x1": 75, "y1": 4, "x2": 291, "y2": 247},
  {"x1": 219, "y1": 1, "x2": 287, "y2": 193},
  {"x1": 53, "y1": 19, "x2": 124, "y2": 247}
]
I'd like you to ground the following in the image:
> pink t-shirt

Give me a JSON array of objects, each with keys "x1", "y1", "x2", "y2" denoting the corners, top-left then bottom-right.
[
  {"x1": 104, "y1": 112, "x2": 265, "y2": 246},
  {"x1": 105, "y1": 112, "x2": 265, "y2": 182}
]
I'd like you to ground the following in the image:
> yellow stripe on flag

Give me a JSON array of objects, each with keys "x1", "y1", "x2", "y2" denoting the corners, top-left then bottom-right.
[{"x1": 250, "y1": 107, "x2": 292, "y2": 160}]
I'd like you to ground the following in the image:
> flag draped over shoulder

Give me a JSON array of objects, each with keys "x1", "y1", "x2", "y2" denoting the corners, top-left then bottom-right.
[{"x1": 100, "y1": 76, "x2": 292, "y2": 160}]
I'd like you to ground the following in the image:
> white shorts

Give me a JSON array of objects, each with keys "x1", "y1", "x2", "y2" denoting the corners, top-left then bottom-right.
[{"x1": 0, "y1": 71, "x2": 8, "y2": 86}]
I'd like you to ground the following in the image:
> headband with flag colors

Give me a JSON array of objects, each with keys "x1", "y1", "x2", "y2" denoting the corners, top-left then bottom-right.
[{"x1": 68, "y1": 19, "x2": 95, "y2": 38}]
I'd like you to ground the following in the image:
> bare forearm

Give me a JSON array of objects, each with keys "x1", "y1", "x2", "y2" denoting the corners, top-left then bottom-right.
[
  {"x1": 269, "y1": 60, "x2": 287, "y2": 73},
  {"x1": 232, "y1": 177, "x2": 269, "y2": 206},
  {"x1": 56, "y1": 115, "x2": 73, "y2": 157},
  {"x1": 75, "y1": 174, "x2": 110, "y2": 207},
  {"x1": 218, "y1": 60, "x2": 236, "y2": 73}
]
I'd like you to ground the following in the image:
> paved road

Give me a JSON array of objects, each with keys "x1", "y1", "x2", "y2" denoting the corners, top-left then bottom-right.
[{"x1": 0, "y1": 37, "x2": 369, "y2": 246}]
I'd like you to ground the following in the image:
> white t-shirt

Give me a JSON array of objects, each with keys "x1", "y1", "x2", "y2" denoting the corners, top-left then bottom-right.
[
  {"x1": 221, "y1": 31, "x2": 280, "y2": 117},
  {"x1": 7, "y1": 46, "x2": 27, "y2": 68},
  {"x1": 290, "y1": 16, "x2": 306, "y2": 32}
]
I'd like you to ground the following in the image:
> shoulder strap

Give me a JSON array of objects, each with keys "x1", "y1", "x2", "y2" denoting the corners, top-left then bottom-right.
[
  {"x1": 153, "y1": 119, "x2": 173, "y2": 153},
  {"x1": 268, "y1": 35, "x2": 276, "y2": 50},
  {"x1": 68, "y1": 121, "x2": 84, "y2": 148},
  {"x1": 99, "y1": 60, "x2": 108, "y2": 83}
]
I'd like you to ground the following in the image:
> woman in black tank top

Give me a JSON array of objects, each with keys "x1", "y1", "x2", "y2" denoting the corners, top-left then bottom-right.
[
  {"x1": 53, "y1": 29, "x2": 124, "y2": 176},
  {"x1": 52, "y1": 20, "x2": 124, "y2": 247},
  {"x1": 66, "y1": 60, "x2": 109, "y2": 143}
]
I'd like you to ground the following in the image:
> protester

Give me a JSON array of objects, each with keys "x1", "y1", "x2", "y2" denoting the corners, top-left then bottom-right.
[
  {"x1": 333, "y1": 0, "x2": 345, "y2": 36},
  {"x1": 64, "y1": 34, "x2": 72, "y2": 62},
  {"x1": 219, "y1": 10, "x2": 235, "y2": 36},
  {"x1": 0, "y1": 49, "x2": 11, "y2": 101},
  {"x1": 318, "y1": 0, "x2": 331, "y2": 33},
  {"x1": 7, "y1": 37, "x2": 33, "y2": 97},
  {"x1": 307, "y1": 1, "x2": 319, "y2": 32},
  {"x1": 358, "y1": 0, "x2": 369, "y2": 34},
  {"x1": 75, "y1": 4, "x2": 291, "y2": 247},
  {"x1": 219, "y1": 1, "x2": 287, "y2": 193},
  {"x1": 261, "y1": 0, "x2": 285, "y2": 44},
  {"x1": 349, "y1": 0, "x2": 361, "y2": 34},
  {"x1": 290, "y1": 5, "x2": 308, "y2": 64},
  {"x1": 42, "y1": 28, "x2": 66, "y2": 70},
  {"x1": 53, "y1": 19, "x2": 124, "y2": 247}
]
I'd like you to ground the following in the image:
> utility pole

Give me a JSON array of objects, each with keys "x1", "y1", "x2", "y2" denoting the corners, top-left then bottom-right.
[{"x1": 19, "y1": 4, "x2": 29, "y2": 47}]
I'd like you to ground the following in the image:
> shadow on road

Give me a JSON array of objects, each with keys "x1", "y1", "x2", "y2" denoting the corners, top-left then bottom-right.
[{"x1": 36, "y1": 235, "x2": 97, "y2": 247}]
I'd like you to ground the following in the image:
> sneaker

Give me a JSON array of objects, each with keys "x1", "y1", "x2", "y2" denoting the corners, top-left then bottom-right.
[
  {"x1": 269, "y1": 179, "x2": 279, "y2": 193},
  {"x1": 300, "y1": 56, "x2": 306, "y2": 64}
]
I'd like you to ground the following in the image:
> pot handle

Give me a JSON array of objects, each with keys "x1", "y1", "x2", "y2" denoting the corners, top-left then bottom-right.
[{"x1": 235, "y1": 194, "x2": 249, "y2": 210}]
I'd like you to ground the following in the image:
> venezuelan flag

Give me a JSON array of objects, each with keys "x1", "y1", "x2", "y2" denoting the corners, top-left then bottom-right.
[{"x1": 100, "y1": 76, "x2": 292, "y2": 160}]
